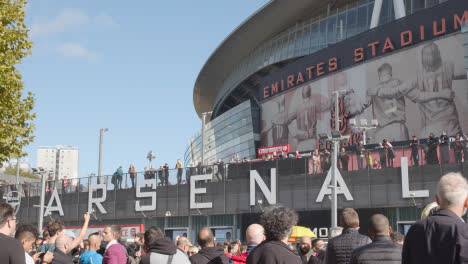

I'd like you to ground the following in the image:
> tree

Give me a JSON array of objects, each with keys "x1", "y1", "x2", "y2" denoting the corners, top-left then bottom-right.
[
  {"x1": 0, "y1": 0, "x2": 35, "y2": 165},
  {"x1": 3, "y1": 165, "x2": 38, "y2": 179}
]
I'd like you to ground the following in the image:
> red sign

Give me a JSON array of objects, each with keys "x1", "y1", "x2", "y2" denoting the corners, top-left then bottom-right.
[{"x1": 258, "y1": 144, "x2": 290, "y2": 156}]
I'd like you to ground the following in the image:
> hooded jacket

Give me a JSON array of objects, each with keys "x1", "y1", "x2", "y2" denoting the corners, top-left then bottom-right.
[
  {"x1": 246, "y1": 240, "x2": 302, "y2": 264},
  {"x1": 140, "y1": 237, "x2": 190, "y2": 264},
  {"x1": 189, "y1": 246, "x2": 230, "y2": 264}
]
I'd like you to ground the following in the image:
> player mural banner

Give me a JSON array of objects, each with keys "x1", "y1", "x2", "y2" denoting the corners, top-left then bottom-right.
[
  {"x1": 260, "y1": 33, "x2": 468, "y2": 151},
  {"x1": 257, "y1": 144, "x2": 290, "y2": 156}
]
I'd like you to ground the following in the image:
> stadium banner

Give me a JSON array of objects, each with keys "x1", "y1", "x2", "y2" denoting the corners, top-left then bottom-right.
[
  {"x1": 260, "y1": 1, "x2": 468, "y2": 151},
  {"x1": 257, "y1": 144, "x2": 290, "y2": 156}
]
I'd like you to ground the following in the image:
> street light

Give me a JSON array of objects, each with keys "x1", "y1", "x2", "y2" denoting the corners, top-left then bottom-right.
[
  {"x1": 98, "y1": 128, "x2": 109, "y2": 183},
  {"x1": 349, "y1": 119, "x2": 378, "y2": 145},
  {"x1": 32, "y1": 167, "x2": 50, "y2": 233}
]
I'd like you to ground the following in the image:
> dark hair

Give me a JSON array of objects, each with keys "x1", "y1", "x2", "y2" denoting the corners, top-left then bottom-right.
[
  {"x1": 47, "y1": 220, "x2": 65, "y2": 237},
  {"x1": 260, "y1": 206, "x2": 298, "y2": 241},
  {"x1": 390, "y1": 231, "x2": 405, "y2": 243},
  {"x1": 43, "y1": 230, "x2": 50, "y2": 239},
  {"x1": 340, "y1": 208, "x2": 359, "y2": 228},
  {"x1": 421, "y1": 42, "x2": 442, "y2": 72},
  {"x1": 15, "y1": 223, "x2": 39, "y2": 241},
  {"x1": 377, "y1": 63, "x2": 392, "y2": 76},
  {"x1": 127, "y1": 243, "x2": 141, "y2": 258},
  {"x1": 197, "y1": 227, "x2": 214, "y2": 248},
  {"x1": 144, "y1": 226, "x2": 165, "y2": 248},
  {"x1": 0, "y1": 203, "x2": 14, "y2": 228},
  {"x1": 312, "y1": 238, "x2": 323, "y2": 248}
]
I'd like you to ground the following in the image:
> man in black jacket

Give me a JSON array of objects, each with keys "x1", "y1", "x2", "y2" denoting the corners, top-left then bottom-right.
[
  {"x1": 140, "y1": 227, "x2": 189, "y2": 264},
  {"x1": 403, "y1": 172, "x2": 468, "y2": 264},
  {"x1": 189, "y1": 227, "x2": 229, "y2": 264},
  {"x1": 325, "y1": 208, "x2": 371, "y2": 264},
  {"x1": 349, "y1": 214, "x2": 402, "y2": 264},
  {"x1": 246, "y1": 206, "x2": 302, "y2": 264}
]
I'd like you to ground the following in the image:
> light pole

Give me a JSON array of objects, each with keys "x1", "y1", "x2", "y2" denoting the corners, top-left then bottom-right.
[
  {"x1": 98, "y1": 128, "x2": 109, "y2": 183},
  {"x1": 319, "y1": 90, "x2": 350, "y2": 228},
  {"x1": 201, "y1": 112, "x2": 212, "y2": 165},
  {"x1": 349, "y1": 119, "x2": 378, "y2": 145},
  {"x1": 32, "y1": 167, "x2": 49, "y2": 232}
]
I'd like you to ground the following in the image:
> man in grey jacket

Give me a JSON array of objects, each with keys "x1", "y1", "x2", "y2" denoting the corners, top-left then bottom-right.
[
  {"x1": 349, "y1": 214, "x2": 402, "y2": 264},
  {"x1": 325, "y1": 208, "x2": 371, "y2": 264},
  {"x1": 140, "y1": 227, "x2": 189, "y2": 264}
]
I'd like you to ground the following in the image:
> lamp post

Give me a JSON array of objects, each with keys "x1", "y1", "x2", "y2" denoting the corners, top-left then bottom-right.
[
  {"x1": 98, "y1": 128, "x2": 109, "y2": 183},
  {"x1": 201, "y1": 112, "x2": 212, "y2": 165},
  {"x1": 349, "y1": 119, "x2": 378, "y2": 145},
  {"x1": 319, "y1": 91, "x2": 350, "y2": 228},
  {"x1": 32, "y1": 167, "x2": 49, "y2": 232}
]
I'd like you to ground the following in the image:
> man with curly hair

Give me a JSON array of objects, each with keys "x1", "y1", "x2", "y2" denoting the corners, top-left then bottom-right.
[{"x1": 246, "y1": 206, "x2": 302, "y2": 264}]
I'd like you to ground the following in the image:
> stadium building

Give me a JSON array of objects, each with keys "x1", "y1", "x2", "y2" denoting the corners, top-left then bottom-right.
[{"x1": 4, "y1": 0, "x2": 468, "y2": 244}]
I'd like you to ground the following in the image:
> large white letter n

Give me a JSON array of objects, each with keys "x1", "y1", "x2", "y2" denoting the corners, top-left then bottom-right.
[{"x1": 250, "y1": 168, "x2": 277, "y2": 206}]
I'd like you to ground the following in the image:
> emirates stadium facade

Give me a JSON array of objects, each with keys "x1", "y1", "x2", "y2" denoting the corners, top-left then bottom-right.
[{"x1": 4, "y1": 0, "x2": 468, "y2": 245}]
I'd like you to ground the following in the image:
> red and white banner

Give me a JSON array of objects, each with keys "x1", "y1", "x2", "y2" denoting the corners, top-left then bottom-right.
[
  {"x1": 64, "y1": 224, "x2": 144, "y2": 241},
  {"x1": 258, "y1": 144, "x2": 290, "y2": 156}
]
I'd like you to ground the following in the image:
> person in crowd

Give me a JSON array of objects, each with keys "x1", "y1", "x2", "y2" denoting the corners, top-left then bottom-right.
[
  {"x1": 51, "y1": 234, "x2": 79, "y2": 264},
  {"x1": 246, "y1": 206, "x2": 301, "y2": 264},
  {"x1": 216, "y1": 159, "x2": 225, "y2": 181},
  {"x1": 349, "y1": 214, "x2": 402, "y2": 264},
  {"x1": 189, "y1": 227, "x2": 229, "y2": 264},
  {"x1": 383, "y1": 139, "x2": 395, "y2": 168},
  {"x1": 15, "y1": 224, "x2": 54, "y2": 264},
  {"x1": 228, "y1": 241, "x2": 240, "y2": 256},
  {"x1": 339, "y1": 148, "x2": 349, "y2": 171},
  {"x1": 409, "y1": 136, "x2": 420, "y2": 166},
  {"x1": 126, "y1": 243, "x2": 141, "y2": 264},
  {"x1": 176, "y1": 159, "x2": 183, "y2": 184},
  {"x1": 102, "y1": 225, "x2": 127, "y2": 264},
  {"x1": 355, "y1": 140, "x2": 365, "y2": 170},
  {"x1": 325, "y1": 208, "x2": 371, "y2": 264},
  {"x1": 426, "y1": 133, "x2": 439, "y2": 165},
  {"x1": 372, "y1": 159, "x2": 381, "y2": 169},
  {"x1": 321, "y1": 149, "x2": 331, "y2": 173},
  {"x1": 176, "y1": 236, "x2": 192, "y2": 257},
  {"x1": 112, "y1": 166, "x2": 123, "y2": 190},
  {"x1": 0, "y1": 203, "x2": 25, "y2": 264},
  {"x1": 163, "y1": 163, "x2": 169, "y2": 185},
  {"x1": 452, "y1": 135, "x2": 464, "y2": 165},
  {"x1": 294, "y1": 150, "x2": 302, "y2": 159},
  {"x1": 188, "y1": 246, "x2": 199, "y2": 257},
  {"x1": 83, "y1": 239, "x2": 90, "y2": 251},
  {"x1": 403, "y1": 172, "x2": 468, "y2": 264},
  {"x1": 43, "y1": 229, "x2": 50, "y2": 243},
  {"x1": 240, "y1": 244, "x2": 247, "y2": 254},
  {"x1": 63, "y1": 176, "x2": 68, "y2": 193},
  {"x1": 272, "y1": 151, "x2": 278, "y2": 159},
  {"x1": 365, "y1": 150, "x2": 373, "y2": 170},
  {"x1": 144, "y1": 167, "x2": 150, "y2": 181},
  {"x1": 79, "y1": 233, "x2": 103, "y2": 264},
  {"x1": 149, "y1": 166, "x2": 156, "y2": 181},
  {"x1": 129, "y1": 164, "x2": 136, "y2": 189},
  {"x1": 242, "y1": 157, "x2": 249, "y2": 163},
  {"x1": 157, "y1": 166, "x2": 164, "y2": 186},
  {"x1": 36, "y1": 237, "x2": 44, "y2": 250},
  {"x1": 229, "y1": 224, "x2": 265, "y2": 264},
  {"x1": 38, "y1": 212, "x2": 90, "y2": 253},
  {"x1": 134, "y1": 233, "x2": 145, "y2": 247},
  {"x1": 390, "y1": 232, "x2": 404, "y2": 245},
  {"x1": 312, "y1": 149, "x2": 320, "y2": 174},
  {"x1": 186, "y1": 162, "x2": 195, "y2": 183},
  {"x1": 308, "y1": 239, "x2": 325, "y2": 264},
  {"x1": 377, "y1": 142, "x2": 387, "y2": 169},
  {"x1": 439, "y1": 131, "x2": 450, "y2": 164},
  {"x1": 140, "y1": 226, "x2": 188, "y2": 264},
  {"x1": 298, "y1": 236, "x2": 314, "y2": 263}
]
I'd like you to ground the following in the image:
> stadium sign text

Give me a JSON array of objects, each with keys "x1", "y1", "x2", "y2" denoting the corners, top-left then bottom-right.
[{"x1": 43, "y1": 158, "x2": 427, "y2": 216}]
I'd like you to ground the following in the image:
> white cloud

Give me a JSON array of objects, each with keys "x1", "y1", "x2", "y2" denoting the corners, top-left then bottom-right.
[
  {"x1": 30, "y1": 8, "x2": 89, "y2": 37},
  {"x1": 56, "y1": 42, "x2": 99, "y2": 62},
  {"x1": 94, "y1": 13, "x2": 117, "y2": 27}
]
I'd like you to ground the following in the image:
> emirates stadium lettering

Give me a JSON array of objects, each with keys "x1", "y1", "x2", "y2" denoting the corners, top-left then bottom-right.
[
  {"x1": 43, "y1": 158, "x2": 427, "y2": 216},
  {"x1": 261, "y1": 8, "x2": 468, "y2": 100}
]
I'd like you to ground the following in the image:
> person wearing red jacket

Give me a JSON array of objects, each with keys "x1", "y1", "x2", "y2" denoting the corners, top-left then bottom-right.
[{"x1": 231, "y1": 224, "x2": 265, "y2": 264}]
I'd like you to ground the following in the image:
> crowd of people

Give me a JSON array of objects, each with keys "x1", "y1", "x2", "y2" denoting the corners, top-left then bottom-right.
[{"x1": 1, "y1": 171, "x2": 468, "y2": 263}]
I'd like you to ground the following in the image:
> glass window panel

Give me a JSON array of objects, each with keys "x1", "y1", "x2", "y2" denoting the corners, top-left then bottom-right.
[
  {"x1": 346, "y1": 7, "x2": 358, "y2": 38},
  {"x1": 319, "y1": 18, "x2": 328, "y2": 48},
  {"x1": 357, "y1": 6, "x2": 368, "y2": 33},
  {"x1": 309, "y1": 22, "x2": 319, "y2": 53},
  {"x1": 328, "y1": 15, "x2": 338, "y2": 44}
]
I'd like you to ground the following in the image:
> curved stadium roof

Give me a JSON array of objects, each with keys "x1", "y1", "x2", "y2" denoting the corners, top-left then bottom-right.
[{"x1": 192, "y1": 0, "x2": 328, "y2": 119}]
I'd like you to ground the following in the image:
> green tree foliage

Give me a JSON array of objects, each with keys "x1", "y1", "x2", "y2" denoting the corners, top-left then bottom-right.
[
  {"x1": 3, "y1": 165, "x2": 38, "y2": 179},
  {"x1": 0, "y1": 0, "x2": 35, "y2": 164}
]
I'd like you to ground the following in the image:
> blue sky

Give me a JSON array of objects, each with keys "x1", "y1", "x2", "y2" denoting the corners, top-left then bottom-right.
[{"x1": 20, "y1": 0, "x2": 269, "y2": 177}]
